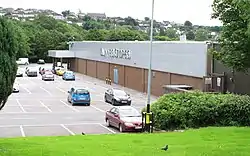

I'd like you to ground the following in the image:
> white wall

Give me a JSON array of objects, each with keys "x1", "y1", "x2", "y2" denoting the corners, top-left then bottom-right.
[{"x1": 69, "y1": 41, "x2": 208, "y2": 78}]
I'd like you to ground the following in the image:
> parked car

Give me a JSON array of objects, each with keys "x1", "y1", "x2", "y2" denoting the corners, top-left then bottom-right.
[
  {"x1": 37, "y1": 59, "x2": 45, "y2": 64},
  {"x1": 13, "y1": 81, "x2": 19, "y2": 93},
  {"x1": 105, "y1": 106, "x2": 142, "y2": 132},
  {"x1": 62, "y1": 71, "x2": 75, "y2": 81},
  {"x1": 67, "y1": 87, "x2": 91, "y2": 106},
  {"x1": 42, "y1": 71, "x2": 54, "y2": 81},
  {"x1": 40, "y1": 67, "x2": 52, "y2": 75},
  {"x1": 104, "y1": 88, "x2": 131, "y2": 105},
  {"x1": 16, "y1": 68, "x2": 24, "y2": 77},
  {"x1": 26, "y1": 67, "x2": 38, "y2": 77},
  {"x1": 56, "y1": 67, "x2": 66, "y2": 76},
  {"x1": 16, "y1": 58, "x2": 29, "y2": 65}
]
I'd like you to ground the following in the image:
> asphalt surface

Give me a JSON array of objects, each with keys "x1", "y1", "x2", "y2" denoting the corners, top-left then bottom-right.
[{"x1": 0, "y1": 63, "x2": 158, "y2": 138}]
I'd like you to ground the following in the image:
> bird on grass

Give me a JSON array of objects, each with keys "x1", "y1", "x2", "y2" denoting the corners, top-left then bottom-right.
[
  {"x1": 81, "y1": 132, "x2": 85, "y2": 135},
  {"x1": 161, "y1": 145, "x2": 168, "y2": 151}
]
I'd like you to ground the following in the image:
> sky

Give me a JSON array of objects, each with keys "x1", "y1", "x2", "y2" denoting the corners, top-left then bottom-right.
[{"x1": 1, "y1": 0, "x2": 222, "y2": 26}]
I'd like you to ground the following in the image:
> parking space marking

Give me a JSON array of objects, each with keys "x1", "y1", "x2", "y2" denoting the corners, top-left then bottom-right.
[
  {"x1": 20, "y1": 86, "x2": 32, "y2": 94},
  {"x1": 60, "y1": 124, "x2": 75, "y2": 135},
  {"x1": 59, "y1": 100, "x2": 80, "y2": 112},
  {"x1": 0, "y1": 123, "x2": 102, "y2": 128},
  {"x1": 56, "y1": 87, "x2": 67, "y2": 94},
  {"x1": 90, "y1": 105, "x2": 105, "y2": 113},
  {"x1": 39, "y1": 100, "x2": 52, "y2": 112},
  {"x1": 16, "y1": 99, "x2": 26, "y2": 112},
  {"x1": 20, "y1": 125, "x2": 25, "y2": 137},
  {"x1": 40, "y1": 87, "x2": 52, "y2": 96},
  {"x1": 99, "y1": 124, "x2": 116, "y2": 134}
]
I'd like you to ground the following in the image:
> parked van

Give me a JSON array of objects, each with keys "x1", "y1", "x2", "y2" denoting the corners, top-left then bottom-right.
[{"x1": 16, "y1": 58, "x2": 29, "y2": 65}]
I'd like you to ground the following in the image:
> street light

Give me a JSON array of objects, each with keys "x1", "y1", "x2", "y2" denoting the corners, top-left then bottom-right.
[{"x1": 144, "y1": 0, "x2": 155, "y2": 133}]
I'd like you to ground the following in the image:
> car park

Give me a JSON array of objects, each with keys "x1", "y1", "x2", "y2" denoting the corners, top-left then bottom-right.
[
  {"x1": 16, "y1": 68, "x2": 24, "y2": 77},
  {"x1": 12, "y1": 81, "x2": 19, "y2": 93},
  {"x1": 67, "y1": 87, "x2": 91, "y2": 106},
  {"x1": 62, "y1": 71, "x2": 75, "y2": 81},
  {"x1": 37, "y1": 59, "x2": 45, "y2": 64},
  {"x1": 26, "y1": 67, "x2": 38, "y2": 77},
  {"x1": 42, "y1": 71, "x2": 54, "y2": 81},
  {"x1": 105, "y1": 106, "x2": 142, "y2": 132},
  {"x1": 104, "y1": 88, "x2": 131, "y2": 105}
]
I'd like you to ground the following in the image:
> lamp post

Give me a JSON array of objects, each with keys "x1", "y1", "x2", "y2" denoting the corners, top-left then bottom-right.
[{"x1": 145, "y1": 0, "x2": 155, "y2": 132}]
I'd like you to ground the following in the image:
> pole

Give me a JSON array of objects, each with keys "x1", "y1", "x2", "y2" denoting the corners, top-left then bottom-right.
[{"x1": 145, "y1": 0, "x2": 155, "y2": 133}]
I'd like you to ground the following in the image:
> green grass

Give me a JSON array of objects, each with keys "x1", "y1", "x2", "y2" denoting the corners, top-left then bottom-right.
[{"x1": 1, "y1": 127, "x2": 250, "y2": 156}]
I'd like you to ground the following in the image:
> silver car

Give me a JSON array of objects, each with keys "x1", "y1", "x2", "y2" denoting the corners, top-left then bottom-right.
[
  {"x1": 42, "y1": 71, "x2": 54, "y2": 81},
  {"x1": 26, "y1": 67, "x2": 38, "y2": 77}
]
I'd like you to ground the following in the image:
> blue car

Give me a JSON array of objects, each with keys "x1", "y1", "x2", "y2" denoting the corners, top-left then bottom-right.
[
  {"x1": 62, "y1": 71, "x2": 75, "y2": 81},
  {"x1": 67, "y1": 88, "x2": 91, "y2": 106}
]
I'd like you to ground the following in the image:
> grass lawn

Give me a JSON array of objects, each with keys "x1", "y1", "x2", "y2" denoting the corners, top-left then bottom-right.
[{"x1": 0, "y1": 127, "x2": 250, "y2": 156}]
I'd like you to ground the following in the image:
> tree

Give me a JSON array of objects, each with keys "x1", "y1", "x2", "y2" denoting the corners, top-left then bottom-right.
[
  {"x1": 186, "y1": 31, "x2": 195, "y2": 40},
  {"x1": 184, "y1": 20, "x2": 193, "y2": 27},
  {"x1": 211, "y1": 0, "x2": 250, "y2": 72},
  {"x1": 165, "y1": 28, "x2": 178, "y2": 39},
  {"x1": 0, "y1": 17, "x2": 18, "y2": 110},
  {"x1": 195, "y1": 28, "x2": 209, "y2": 41}
]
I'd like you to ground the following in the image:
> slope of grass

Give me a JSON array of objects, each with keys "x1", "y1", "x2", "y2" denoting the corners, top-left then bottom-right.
[{"x1": 1, "y1": 127, "x2": 250, "y2": 156}]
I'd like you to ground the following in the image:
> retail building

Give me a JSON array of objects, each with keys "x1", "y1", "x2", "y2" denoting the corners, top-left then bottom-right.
[{"x1": 48, "y1": 41, "x2": 211, "y2": 96}]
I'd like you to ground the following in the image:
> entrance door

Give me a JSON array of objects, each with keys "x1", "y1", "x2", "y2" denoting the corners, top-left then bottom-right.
[{"x1": 113, "y1": 69, "x2": 119, "y2": 84}]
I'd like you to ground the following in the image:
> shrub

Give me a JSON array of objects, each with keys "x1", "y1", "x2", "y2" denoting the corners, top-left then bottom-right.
[{"x1": 143, "y1": 91, "x2": 250, "y2": 131}]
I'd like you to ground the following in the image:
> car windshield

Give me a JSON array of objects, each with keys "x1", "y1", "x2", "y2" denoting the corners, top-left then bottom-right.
[
  {"x1": 75, "y1": 89, "x2": 89, "y2": 95},
  {"x1": 66, "y1": 71, "x2": 73, "y2": 75},
  {"x1": 119, "y1": 108, "x2": 141, "y2": 117},
  {"x1": 45, "y1": 71, "x2": 53, "y2": 75},
  {"x1": 113, "y1": 90, "x2": 127, "y2": 96}
]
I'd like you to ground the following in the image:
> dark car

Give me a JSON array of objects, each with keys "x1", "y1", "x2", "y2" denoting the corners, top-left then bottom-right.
[
  {"x1": 67, "y1": 87, "x2": 91, "y2": 106},
  {"x1": 37, "y1": 59, "x2": 45, "y2": 64},
  {"x1": 105, "y1": 106, "x2": 142, "y2": 132},
  {"x1": 104, "y1": 88, "x2": 131, "y2": 105}
]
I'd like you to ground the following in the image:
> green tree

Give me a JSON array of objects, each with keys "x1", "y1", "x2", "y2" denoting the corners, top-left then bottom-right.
[
  {"x1": 165, "y1": 28, "x2": 178, "y2": 39},
  {"x1": 0, "y1": 17, "x2": 18, "y2": 110},
  {"x1": 211, "y1": 0, "x2": 250, "y2": 71},
  {"x1": 195, "y1": 28, "x2": 209, "y2": 41},
  {"x1": 186, "y1": 31, "x2": 195, "y2": 40}
]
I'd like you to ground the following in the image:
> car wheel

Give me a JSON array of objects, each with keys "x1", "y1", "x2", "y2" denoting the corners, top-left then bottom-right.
[
  {"x1": 112, "y1": 99, "x2": 115, "y2": 105},
  {"x1": 104, "y1": 96, "x2": 108, "y2": 103},
  {"x1": 106, "y1": 119, "x2": 110, "y2": 127},
  {"x1": 119, "y1": 124, "x2": 123, "y2": 132}
]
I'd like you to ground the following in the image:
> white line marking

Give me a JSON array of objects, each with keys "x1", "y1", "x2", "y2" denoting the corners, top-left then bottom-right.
[
  {"x1": 20, "y1": 125, "x2": 25, "y2": 137},
  {"x1": 60, "y1": 124, "x2": 75, "y2": 135},
  {"x1": 99, "y1": 123, "x2": 116, "y2": 134},
  {"x1": 59, "y1": 100, "x2": 80, "y2": 112},
  {"x1": 0, "y1": 123, "x2": 102, "y2": 128},
  {"x1": 90, "y1": 105, "x2": 105, "y2": 113},
  {"x1": 39, "y1": 100, "x2": 52, "y2": 112},
  {"x1": 56, "y1": 87, "x2": 67, "y2": 94},
  {"x1": 16, "y1": 99, "x2": 26, "y2": 112},
  {"x1": 20, "y1": 86, "x2": 31, "y2": 94},
  {"x1": 40, "y1": 87, "x2": 52, "y2": 96}
]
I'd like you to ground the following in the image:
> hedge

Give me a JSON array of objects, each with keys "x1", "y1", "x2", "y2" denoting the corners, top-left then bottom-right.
[{"x1": 143, "y1": 91, "x2": 250, "y2": 131}]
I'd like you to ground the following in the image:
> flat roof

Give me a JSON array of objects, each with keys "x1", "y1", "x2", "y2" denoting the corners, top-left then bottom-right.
[{"x1": 48, "y1": 50, "x2": 75, "y2": 58}]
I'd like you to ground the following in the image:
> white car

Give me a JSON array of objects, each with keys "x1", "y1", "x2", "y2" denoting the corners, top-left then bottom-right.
[
  {"x1": 16, "y1": 68, "x2": 24, "y2": 77},
  {"x1": 13, "y1": 82, "x2": 19, "y2": 93},
  {"x1": 16, "y1": 58, "x2": 29, "y2": 65}
]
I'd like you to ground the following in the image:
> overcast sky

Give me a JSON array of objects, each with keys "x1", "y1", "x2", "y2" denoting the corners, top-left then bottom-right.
[{"x1": 1, "y1": 0, "x2": 221, "y2": 26}]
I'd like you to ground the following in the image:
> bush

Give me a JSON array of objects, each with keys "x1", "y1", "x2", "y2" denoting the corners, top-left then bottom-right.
[{"x1": 143, "y1": 91, "x2": 250, "y2": 131}]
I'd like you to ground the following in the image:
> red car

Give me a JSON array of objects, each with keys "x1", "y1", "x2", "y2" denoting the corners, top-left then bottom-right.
[{"x1": 105, "y1": 106, "x2": 142, "y2": 132}]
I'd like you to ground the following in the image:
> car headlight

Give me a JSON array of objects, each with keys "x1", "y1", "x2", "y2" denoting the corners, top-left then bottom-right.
[
  {"x1": 124, "y1": 122, "x2": 134, "y2": 127},
  {"x1": 128, "y1": 97, "x2": 131, "y2": 101},
  {"x1": 114, "y1": 97, "x2": 120, "y2": 101}
]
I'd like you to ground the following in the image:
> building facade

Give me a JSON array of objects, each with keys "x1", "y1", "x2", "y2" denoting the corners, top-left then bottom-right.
[{"x1": 49, "y1": 41, "x2": 210, "y2": 96}]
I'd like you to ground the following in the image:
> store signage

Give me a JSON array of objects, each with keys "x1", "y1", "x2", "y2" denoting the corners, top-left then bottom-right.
[{"x1": 100, "y1": 48, "x2": 131, "y2": 60}]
